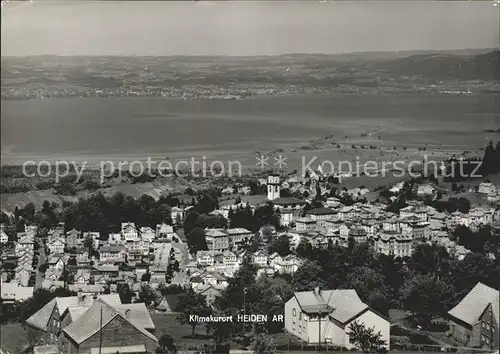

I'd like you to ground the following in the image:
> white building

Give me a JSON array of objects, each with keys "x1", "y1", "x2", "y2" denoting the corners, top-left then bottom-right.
[
  {"x1": 284, "y1": 288, "x2": 390, "y2": 349},
  {"x1": 267, "y1": 174, "x2": 281, "y2": 201}
]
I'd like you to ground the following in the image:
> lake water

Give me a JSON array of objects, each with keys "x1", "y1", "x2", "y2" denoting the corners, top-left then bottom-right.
[{"x1": 1, "y1": 93, "x2": 499, "y2": 165}]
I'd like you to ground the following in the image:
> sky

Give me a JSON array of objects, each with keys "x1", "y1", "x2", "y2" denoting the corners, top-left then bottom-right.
[{"x1": 1, "y1": 1, "x2": 499, "y2": 56}]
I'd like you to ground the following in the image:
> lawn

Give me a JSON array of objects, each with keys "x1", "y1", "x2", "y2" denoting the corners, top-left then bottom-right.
[
  {"x1": 150, "y1": 312, "x2": 211, "y2": 350},
  {"x1": 0, "y1": 322, "x2": 30, "y2": 353}
]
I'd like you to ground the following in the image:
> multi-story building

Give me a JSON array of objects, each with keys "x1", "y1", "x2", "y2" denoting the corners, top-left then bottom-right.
[
  {"x1": 272, "y1": 197, "x2": 307, "y2": 226},
  {"x1": 121, "y1": 222, "x2": 139, "y2": 242},
  {"x1": 448, "y1": 282, "x2": 499, "y2": 350},
  {"x1": 284, "y1": 288, "x2": 390, "y2": 349},
  {"x1": 65, "y1": 229, "x2": 82, "y2": 249},
  {"x1": 305, "y1": 208, "x2": 336, "y2": 227},
  {"x1": 204, "y1": 228, "x2": 253, "y2": 252},
  {"x1": 295, "y1": 217, "x2": 317, "y2": 231},
  {"x1": 373, "y1": 231, "x2": 413, "y2": 258}
]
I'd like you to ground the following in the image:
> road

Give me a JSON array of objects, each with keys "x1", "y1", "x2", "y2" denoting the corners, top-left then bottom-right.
[{"x1": 34, "y1": 242, "x2": 46, "y2": 290}]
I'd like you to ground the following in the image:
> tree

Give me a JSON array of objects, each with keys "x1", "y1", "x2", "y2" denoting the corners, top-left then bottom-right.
[
  {"x1": 19, "y1": 288, "x2": 55, "y2": 322},
  {"x1": 117, "y1": 283, "x2": 134, "y2": 304},
  {"x1": 156, "y1": 334, "x2": 177, "y2": 353},
  {"x1": 295, "y1": 239, "x2": 313, "y2": 258},
  {"x1": 250, "y1": 333, "x2": 276, "y2": 354},
  {"x1": 347, "y1": 321, "x2": 386, "y2": 353},
  {"x1": 399, "y1": 274, "x2": 454, "y2": 328},
  {"x1": 268, "y1": 234, "x2": 291, "y2": 257},
  {"x1": 186, "y1": 227, "x2": 208, "y2": 255},
  {"x1": 292, "y1": 261, "x2": 325, "y2": 292},
  {"x1": 138, "y1": 285, "x2": 157, "y2": 308},
  {"x1": 342, "y1": 266, "x2": 392, "y2": 316},
  {"x1": 141, "y1": 272, "x2": 151, "y2": 282},
  {"x1": 175, "y1": 288, "x2": 212, "y2": 338},
  {"x1": 82, "y1": 235, "x2": 95, "y2": 259}
]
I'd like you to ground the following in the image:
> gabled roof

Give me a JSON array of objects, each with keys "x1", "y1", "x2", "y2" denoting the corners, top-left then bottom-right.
[
  {"x1": 25, "y1": 294, "x2": 122, "y2": 332},
  {"x1": 306, "y1": 208, "x2": 335, "y2": 215},
  {"x1": 293, "y1": 289, "x2": 374, "y2": 324},
  {"x1": 115, "y1": 303, "x2": 155, "y2": 330},
  {"x1": 63, "y1": 299, "x2": 157, "y2": 344},
  {"x1": 448, "y1": 282, "x2": 499, "y2": 327}
]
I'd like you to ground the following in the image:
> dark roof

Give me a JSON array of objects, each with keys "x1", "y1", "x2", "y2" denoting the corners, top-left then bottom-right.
[
  {"x1": 306, "y1": 208, "x2": 335, "y2": 215},
  {"x1": 273, "y1": 197, "x2": 306, "y2": 206}
]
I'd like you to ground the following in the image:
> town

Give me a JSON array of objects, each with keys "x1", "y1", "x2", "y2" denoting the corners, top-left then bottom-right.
[{"x1": 1, "y1": 158, "x2": 499, "y2": 354}]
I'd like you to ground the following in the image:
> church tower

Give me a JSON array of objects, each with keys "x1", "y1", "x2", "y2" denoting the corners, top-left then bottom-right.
[{"x1": 267, "y1": 173, "x2": 280, "y2": 201}]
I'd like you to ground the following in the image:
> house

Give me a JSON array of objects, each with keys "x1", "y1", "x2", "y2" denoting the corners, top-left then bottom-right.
[
  {"x1": 25, "y1": 293, "x2": 122, "y2": 338},
  {"x1": 199, "y1": 271, "x2": 228, "y2": 288},
  {"x1": 479, "y1": 182, "x2": 497, "y2": 195},
  {"x1": 47, "y1": 236, "x2": 66, "y2": 255},
  {"x1": 253, "y1": 251, "x2": 268, "y2": 267},
  {"x1": 417, "y1": 184, "x2": 435, "y2": 196},
  {"x1": 68, "y1": 284, "x2": 105, "y2": 295},
  {"x1": 195, "y1": 283, "x2": 223, "y2": 306},
  {"x1": 226, "y1": 228, "x2": 254, "y2": 250},
  {"x1": 295, "y1": 217, "x2": 318, "y2": 231},
  {"x1": 139, "y1": 227, "x2": 156, "y2": 243},
  {"x1": 196, "y1": 251, "x2": 215, "y2": 267},
  {"x1": 0, "y1": 230, "x2": 8, "y2": 244},
  {"x1": 373, "y1": 231, "x2": 413, "y2": 258},
  {"x1": 121, "y1": 222, "x2": 139, "y2": 242},
  {"x1": 74, "y1": 247, "x2": 89, "y2": 263},
  {"x1": 171, "y1": 207, "x2": 186, "y2": 225},
  {"x1": 222, "y1": 251, "x2": 238, "y2": 267},
  {"x1": 306, "y1": 208, "x2": 336, "y2": 226},
  {"x1": 273, "y1": 197, "x2": 307, "y2": 226},
  {"x1": 42, "y1": 280, "x2": 65, "y2": 292},
  {"x1": 205, "y1": 229, "x2": 230, "y2": 253},
  {"x1": 284, "y1": 288, "x2": 390, "y2": 349},
  {"x1": 74, "y1": 270, "x2": 91, "y2": 285},
  {"x1": 271, "y1": 254, "x2": 302, "y2": 274},
  {"x1": 48, "y1": 256, "x2": 66, "y2": 273},
  {"x1": 156, "y1": 223, "x2": 175, "y2": 240},
  {"x1": 447, "y1": 282, "x2": 499, "y2": 350},
  {"x1": 0, "y1": 281, "x2": 34, "y2": 303},
  {"x1": 66, "y1": 229, "x2": 82, "y2": 249},
  {"x1": 99, "y1": 245, "x2": 128, "y2": 263},
  {"x1": 59, "y1": 299, "x2": 157, "y2": 354}
]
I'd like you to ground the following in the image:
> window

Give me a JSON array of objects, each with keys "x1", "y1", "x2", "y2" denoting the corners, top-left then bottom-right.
[
  {"x1": 292, "y1": 308, "x2": 296, "y2": 317},
  {"x1": 299, "y1": 312, "x2": 302, "y2": 320}
]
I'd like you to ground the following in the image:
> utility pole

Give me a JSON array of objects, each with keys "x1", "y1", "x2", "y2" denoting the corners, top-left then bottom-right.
[
  {"x1": 243, "y1": 287, "x2": 247, "y2": 332},
  {"x1": 98, "y1": 306, "x2": 103, "y2": 354},
  {"x1": 318, "y1": 311, "x2": 321, "y2": 354}
]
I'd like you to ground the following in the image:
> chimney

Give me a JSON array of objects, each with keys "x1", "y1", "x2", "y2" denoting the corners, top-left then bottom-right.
[
  {"x1": 77, "y1": 290, "x2": 84, "y2": 304},
  {"x1": 125, "y1": 309, "x2": 131, "y2": 319},
  {"x1": 314, "y1": 286, "x2": 320, "y2": 295}
]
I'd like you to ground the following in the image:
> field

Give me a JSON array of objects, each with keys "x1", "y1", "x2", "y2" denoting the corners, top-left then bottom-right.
[
  {"x1": 151, "y1": 312, "x2": 211, "y2": 349},
  {"x1": 0, "y1": 322, "x2": 29, "y2": 353}
]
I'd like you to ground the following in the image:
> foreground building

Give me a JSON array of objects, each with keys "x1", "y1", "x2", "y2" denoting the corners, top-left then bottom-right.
[
  {"x1": 284, "y1": 288, "x2": 390, "y2": 349},
  {"x1": 447, "y1": 282, "x2": 499, "y2": 350},
  {"x1": 59, "y1": 299, "x2": 157, "y2": 354}
]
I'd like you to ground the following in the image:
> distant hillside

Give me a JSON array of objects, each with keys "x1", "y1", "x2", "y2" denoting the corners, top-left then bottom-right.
[
  {"x1": 375, "y1": 50, "x2": 500, "y2": 81},
  {"x1": 2, "y1": 49, "x2": 498, "y2": 100}
]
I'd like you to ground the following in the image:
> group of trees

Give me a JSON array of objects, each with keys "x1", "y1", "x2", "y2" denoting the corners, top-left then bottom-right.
[
  {"x1": 292, "y1": 238, "x2": 500, "y2": 329},
  {"x1": 1, "y1": 192, "x2": 180, "y2": 241},
  {"x1": 183, "y1": 194, "x2": 282, "y2": 255}
]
